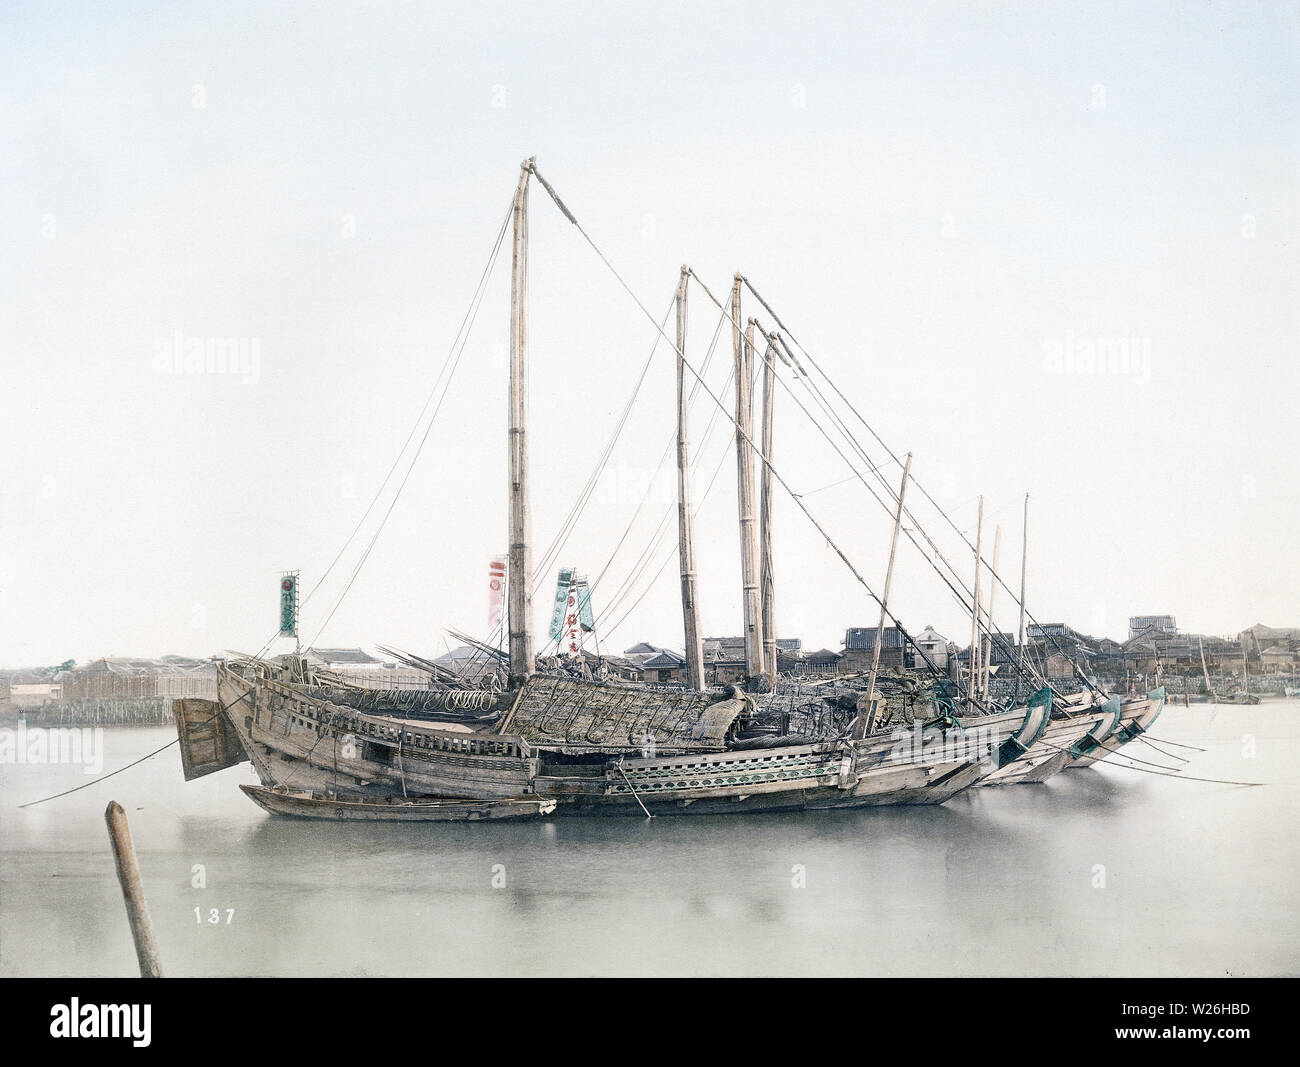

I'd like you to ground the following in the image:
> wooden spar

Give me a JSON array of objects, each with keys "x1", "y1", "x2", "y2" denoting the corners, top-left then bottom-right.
[
  {"x1": 104, "y1": 801, "x2": 163, "y2": 977},
  {"x1": 507, "y1": 159, "x2": 535, "y2": 686},
  {"x1": 1015, "y1": 493, "x2": 1028, "y2": 698},
  {"x1": 980, "y1": 525, "x2": 1002, "y2": 700},
  {"x1": 966, "y1": 496, "x2": 984, "y2": 708},
  {"x1": 855, "y1": 452, "x2": 912, "y2": 739},
  {"x1": 758, "y1": 328, "x2": 777, "y2": 680},
  {"x1": 676, "y1": 266, "x2": 705, "y2": 690},
  {"x1": 732, "y1": 279, "x2": 766, "y2": 689},
  {"x1": 1199, "y1": 636, "x2": 1216, "y2": 701}
]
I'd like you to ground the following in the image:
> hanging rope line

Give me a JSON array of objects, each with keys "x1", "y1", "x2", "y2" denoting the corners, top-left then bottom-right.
[
  {"x1": 239, "y1": 199, "x2": 515, "y2": 665},
  {"x1": 1144, "y1": 735, "x2": 1207, "y2": 752},
  {"x1": 307, "y1": 200, "x2": 514, "y2": 648},
  {"x1": 740, "y1": 275, "x2": 1103, "y2": 697},
  {"x1": 528, "y1": 163, "x2": 969, "y2": 698},
  {"x1": 1033, "y1": 737, "x2": 1263, "y2": 786},
  {"x1": 600, "y1": 411, "x2": 735, "y2": 643},
  {"x1": 531, "y1": 297, "x2": 675, "y2": 593},
  {"x1": 1134, "y1": 734, "x2": 1191, "y2": 764},
  {"x1": 18, "y1": 738, "x2": 180, "y2": 808},
  {"x1": 464, "y1": 296, "x2": 729, "y2": 671},
  {"x1": 689, "y1": 285, "x2": 1021, "y2": 689},
  {"x1": 584, "y1": 324, "x2": 737, "y2": 644},
  {"x1": 18, "y1": 691, "x2": 255, "y2": 808},
  {"x1": 681, "y1": 270, "x2": 995, "y2": 690}
]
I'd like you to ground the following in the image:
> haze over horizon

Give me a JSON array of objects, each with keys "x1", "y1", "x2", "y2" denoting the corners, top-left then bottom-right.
[{"x1": 3, "y1": 2, "x2": 1297, "y2": 670}]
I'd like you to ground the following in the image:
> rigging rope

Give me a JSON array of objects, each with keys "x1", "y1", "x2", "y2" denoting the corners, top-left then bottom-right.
[
  {"x1": 242, "y1": 199, "x2": 515, "y2": 666},
  {"x1": 682, "y1": 270, "x2": 982, "y2": 688},
  {"x1": 468, "y1": 297, "x2": 728, "y2": 669},
  {"x1": 1033, "y1": 737, "x2": 1263, "y2": 786},
  {"x1": 308, "y1": 199, "x2": 513, "y2": 647},
  {"x1": 528, "y1": 163, "x2": 973, "y2": 699},
  {"x1": 739, "y1": 276, "x2": 1103, "y2": 697}
]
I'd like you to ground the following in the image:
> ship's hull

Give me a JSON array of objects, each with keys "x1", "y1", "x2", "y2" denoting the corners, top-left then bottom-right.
[
  {"x1": 1063, "y1": 687, "x2": 1165, "y2": 769},
  {"x1": 239, "y1": 784, "x2": 556, "y2": 821},
  {"x1": 977, "y1": 697, "x2": 1114, "y2": 787},
  {"x1": 190, "y1": 663, "x2": 1055, "y2": 818}
]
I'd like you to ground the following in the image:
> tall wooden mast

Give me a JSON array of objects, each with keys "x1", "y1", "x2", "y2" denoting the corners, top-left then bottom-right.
[
  {"x1": 758, "y1": 329, "x2": 778, "y2": 680},
  {"x1": 967, "y1": 496, "x2": 984, "y2": 707},
  {"x1": 676, "y1": 266, "x2": 705, "y2": 690},
  {"x1": 507, "y1": 159, "x2": 535, "y2": 686},
  {"x1": 856, "y1": 452, "x2": 912, "y2": 739},
  {"x1": 732, "y1": 278, "x2": 766, "y2": 689},
  {"x1": 1016, "y1": 493, "x2": 1028, "y2": 697},
  {"x1": 980, "y1": 525, "x2": 1003, "y2": 700}
]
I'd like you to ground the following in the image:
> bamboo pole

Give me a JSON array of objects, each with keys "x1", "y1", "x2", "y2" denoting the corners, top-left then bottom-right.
[
  {"x1": 104, "y1": 801, "x2": 163, "y2": 978},
  {"x1": 856, "y1": 453, "x2": 912, "y2": 739},
  {"x1": 676, "y1": 266, "x2": 705, "y2": 690},
  {"x1": 1015, "y1": 493, "x2": 1028, "y2": 701},
  {"x1": 759, "y1": 332, "x2": 778, "y2": 680},
  {"x1": 1199, "y1": 637, "x2": 1216, "y2": 702},
  {"x1": 980, "y1": 525, "x2": 1002, "y2": 701},
  {"x1": 732, "y1": 281, "x2": 765, "y2": 689},
  {"x1": 507, "y1": 158, "x2": 535, "y2": 686},
  {"x1": 966, "y1": 496, "x2": 984, "y2": 709}
]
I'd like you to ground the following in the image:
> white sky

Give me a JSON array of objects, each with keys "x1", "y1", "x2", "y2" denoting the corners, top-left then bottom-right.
[{"x1": 2, "y1": 1, "x2": 1297, "y2": 667}]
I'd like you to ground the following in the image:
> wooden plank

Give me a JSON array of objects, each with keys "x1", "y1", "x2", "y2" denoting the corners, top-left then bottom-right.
[{"x1": 172, "y1": 698, "x2": 248, "y2": 781}]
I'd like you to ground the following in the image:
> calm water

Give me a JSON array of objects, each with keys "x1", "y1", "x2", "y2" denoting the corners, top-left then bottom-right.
[{"x1": 2, "y1": 702, "x2": 1297, "y2": 976}]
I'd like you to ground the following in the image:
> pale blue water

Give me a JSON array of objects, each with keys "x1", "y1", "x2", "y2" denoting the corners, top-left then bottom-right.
[{"x1": 1, "y1": 703, "x2": 1296, "y2": 976}]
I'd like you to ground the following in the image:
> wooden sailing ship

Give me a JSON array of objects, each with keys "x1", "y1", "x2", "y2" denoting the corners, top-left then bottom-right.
[{"x1": 173, "y1": 159, "x2": 1174, "y2": 820}]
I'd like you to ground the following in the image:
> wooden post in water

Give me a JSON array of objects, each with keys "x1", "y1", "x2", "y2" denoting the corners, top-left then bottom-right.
[
  {"x1": 759, "y1": 330, "x2": 778, "y2": 681},
  {"x1": 967, "y1": 496, "x2": 984, "y2": 709},
  {"x1": 980, "y1": 525, "x2": 1003, "y2": 701},
  {"x1": 507, "y1": 158, "x2": 535, "y2": 686},
  {"x1": 1015, "y1": 493, "x2": 1029, "y2": 700},
  {"x1": 675, "y1": 266, "x2": 705, "y2": 691},
  {"x1": 104, "y1": 801, "x2": 163, "y2": 978},
  {"x1": 732, "y1": 279, "x2": 765, "y2": 689},
  {"x1": 856, "y1": 452, "x2": 912, "y2": 739}
]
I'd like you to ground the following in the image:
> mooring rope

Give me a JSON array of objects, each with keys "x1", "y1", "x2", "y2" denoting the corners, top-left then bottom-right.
[
  {"x1": 1133, "y1": 734, "x2": 1190, "y2": 764},
  {"x1": 17, "y1": 738, "x2": 180, "y2": 809},
  {"x1": 1033, "y1": 736, "x2": 1263, "y2": 787},
  {"x1": 1144, "y1": 734, "x2": 1207, "y2": 752},
  {"x1": 17, "y1": 691, "x2": 252, "y2": 809},
  {"x1": 616, "y1": 757, "x2": 654, "y2": 818}
]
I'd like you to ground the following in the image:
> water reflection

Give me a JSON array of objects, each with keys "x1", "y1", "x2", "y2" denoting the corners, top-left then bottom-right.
[{"x1": 2, "y1": 706, "x2": 1296, "y2": 976}]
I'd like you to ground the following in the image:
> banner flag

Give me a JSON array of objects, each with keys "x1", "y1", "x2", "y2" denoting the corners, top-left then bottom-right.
[
  {"x1": 548, "y1": 567, "x2": 574, "y2": 641},
  {"x1": 278, "y1": 573, "x2": 299, "y2": 637},
  {"x1": 487, "y1": 557, "x2": 506, "y2": 630},
  {"x1": 575, "y1": 575, "x2": 595, "y2": 632}
]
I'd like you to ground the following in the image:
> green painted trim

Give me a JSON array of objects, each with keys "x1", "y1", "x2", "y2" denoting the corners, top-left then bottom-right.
[{"x1": 1070, "y1": 696, "x2": 1121, "y2": 759}]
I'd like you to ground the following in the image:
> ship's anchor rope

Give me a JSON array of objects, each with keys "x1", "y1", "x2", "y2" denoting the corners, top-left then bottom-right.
[
  {"x1": 1143, "y1": 734, "x2": 1207, "y2": 752},
  {"x1": 616, "y1": 757, "x2": 654, "y2": 818},
  {"x1": 17, "y1": 689, "x2": 253, "y2": 809},
  {"x1": 1132, "y1": 734, "x2": 1190, "y2": 764},
  {"x1": 1032, "y1": 736, "x2": 1263, "y2": 786}
]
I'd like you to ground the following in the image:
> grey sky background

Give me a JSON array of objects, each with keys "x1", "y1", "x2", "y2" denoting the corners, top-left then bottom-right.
[{"x1": 2, "y1": 1, "x2": 1297, "y2": 667}]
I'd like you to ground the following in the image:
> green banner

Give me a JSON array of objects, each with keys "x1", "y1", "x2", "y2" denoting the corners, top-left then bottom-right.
[
  {"x1": 279, "y1": 574, "x2": 298, "y2": 637},
  {"x1": 547, "y1": 568, "x2": 573, "y2": 641}
]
